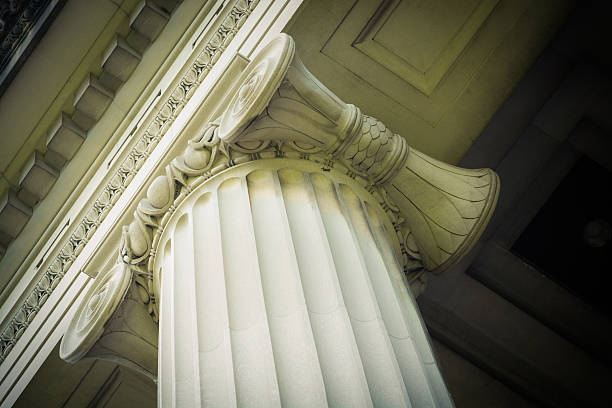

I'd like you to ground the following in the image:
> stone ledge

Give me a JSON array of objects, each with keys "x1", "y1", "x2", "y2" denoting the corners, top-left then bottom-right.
[{"x1": 0, "y1": 0, "x2": 186, "y2": 260}]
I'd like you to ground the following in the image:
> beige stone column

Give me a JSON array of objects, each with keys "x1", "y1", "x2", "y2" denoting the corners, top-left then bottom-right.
[
  {"x1": 60, "y1": 33, "x2": 499, "y2": 407},
  {"x1": 153, "y1": 159, "x2": 453, "y2": 407}
]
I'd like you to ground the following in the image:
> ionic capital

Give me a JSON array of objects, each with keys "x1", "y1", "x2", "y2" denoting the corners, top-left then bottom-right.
[
  {"x1": 216, "y1": 33, "x2": 499, "y2": 272},
  {"x1": 60, "y1": 34, "x2": 499, "y2": 377}
]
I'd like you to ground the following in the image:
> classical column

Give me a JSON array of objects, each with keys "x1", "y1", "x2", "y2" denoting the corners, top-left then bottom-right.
[
  {"x1": 60, "y1": 33, "x2": 499, "y2": 407},
  {"x1": 153, "y1": 160, "x2": 453, "y2": 407}
]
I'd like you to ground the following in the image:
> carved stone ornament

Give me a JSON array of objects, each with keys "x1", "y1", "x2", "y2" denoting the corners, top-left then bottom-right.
[{"x1": 60, "y1": 33, "x2": 499, "y2": 390}]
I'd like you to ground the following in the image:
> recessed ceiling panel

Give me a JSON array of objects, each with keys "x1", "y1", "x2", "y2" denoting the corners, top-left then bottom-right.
[
  {"x1": 321, "y1": 0, "x2": 517, "y2": 125},
  {"x1": 353, "y1": 0, "x2": 498, "y2": 95}
]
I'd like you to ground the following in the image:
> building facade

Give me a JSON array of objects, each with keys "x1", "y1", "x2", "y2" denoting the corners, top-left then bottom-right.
[{"x1": 0, "y1": 0, "x2": 611, "y2": 407}]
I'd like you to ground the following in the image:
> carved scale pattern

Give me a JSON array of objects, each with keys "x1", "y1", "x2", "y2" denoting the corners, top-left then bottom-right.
[
  {"x1": 342, "y1": 115, "x2": 394, "y2": 179},
  {"x1": 0, "y1": 0, "x2": 259, "y2": 364}
]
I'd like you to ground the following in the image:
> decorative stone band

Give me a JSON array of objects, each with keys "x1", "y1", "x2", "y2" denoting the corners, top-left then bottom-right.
[
  {"x1": 60, "y1": 33, "x2": 499, "y2": 377},
  {"x1": 340, "y1": 114, "x2": 408, "y2": 185}
]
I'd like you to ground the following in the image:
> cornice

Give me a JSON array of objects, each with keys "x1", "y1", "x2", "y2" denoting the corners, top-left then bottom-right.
[{"x1": 0, "y1": 0, "x2": 260, "y2": 365}]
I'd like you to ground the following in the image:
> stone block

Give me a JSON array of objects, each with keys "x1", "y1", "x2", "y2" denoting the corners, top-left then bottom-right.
[
  {"x1": 471, "y1": 242, "x2": 612, "y2": 365},
  {"x1": 98, "y1": 71, "x2": 123, "y2": 94},
  {"x1": 587, "y1": 91, "x2": 612, "y2": 135},
  {"x1": 495, "y1": 144, "x2": 579, "y2": 247},
  {"x1": 125, "y1": 30, "x2": 150, "y2": 55},
  {"x1": 130, "y1": 1, "x2": 169, "y2": 43},
  {"x1": 101, "y1": 36, "x2": 142, "y2": 83},
  {"x1": 0, "y1": 190, "x2": 32, "y2": 245},
  {"x1": 73, "y1": 73, "x2": 114, "y2": 124},
  {"x1": 71, "y1": 109, "x2": 97, "y2": 132},
  {"x1": 46, "y1": 112, "x2": 86, "y2": 162},
  {"x1": 18, "y1": 151, "x2": 59, "y2": 207},
  {"x1": 420, "y1": 271, "x2": 612, "y2": 408}
]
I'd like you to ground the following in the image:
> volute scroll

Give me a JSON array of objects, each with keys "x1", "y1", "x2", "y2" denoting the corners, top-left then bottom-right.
[{"x1": 59, "y1": 262, "x2": 158, "y2": 381}]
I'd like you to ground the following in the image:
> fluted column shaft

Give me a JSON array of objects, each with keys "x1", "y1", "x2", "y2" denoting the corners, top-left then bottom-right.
[{"x1": 154, "y1": 159, "x2": 454, "y2": 408}]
